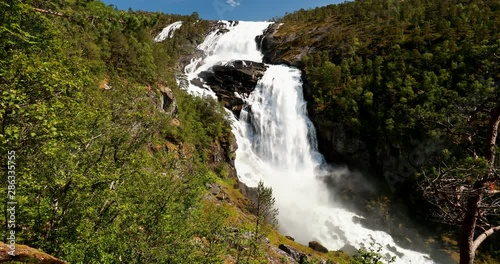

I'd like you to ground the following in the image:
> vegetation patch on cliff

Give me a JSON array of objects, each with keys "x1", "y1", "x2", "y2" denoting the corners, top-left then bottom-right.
[{"x1": 0, "y1": 1, "x2": 354, "y2": 263}]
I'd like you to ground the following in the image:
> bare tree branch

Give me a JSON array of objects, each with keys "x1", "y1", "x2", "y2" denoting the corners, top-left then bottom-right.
[{"x1": 472, "y1": 226, "x2": 500, "y2": 253}]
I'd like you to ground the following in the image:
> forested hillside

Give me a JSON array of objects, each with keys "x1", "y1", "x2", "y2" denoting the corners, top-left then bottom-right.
[
  {"x1": 0, "y1": 0, "x2": 237, "y2": 262},
  {"x1": 3, "y1": 0, "x2": 499, "y2": 263},
  {"x1": 0, "y1": 1, "x2": 355, "y2": 264},
  {"x1": 0, "y1": 1, "x2": 246, "y2": 263},
  {"x1": 260, "y1": 0, "x2": 499, "y2": 263}
]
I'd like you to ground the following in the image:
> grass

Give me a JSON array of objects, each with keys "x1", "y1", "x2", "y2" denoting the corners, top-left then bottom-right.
[{"x1": 208, "y1": 176, "x2": 352, "y2": 263}]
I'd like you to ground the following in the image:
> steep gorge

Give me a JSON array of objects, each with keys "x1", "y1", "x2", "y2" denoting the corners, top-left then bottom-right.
[
  {"x1": 252, "y1": 1, "x2": 500, "y2": 263},
  {"x1": 182, "y1": 20, "x2": 444, "y2": 264},
  {"x1": 4, "y1": 1, "x2": 498, "y2": 263}
]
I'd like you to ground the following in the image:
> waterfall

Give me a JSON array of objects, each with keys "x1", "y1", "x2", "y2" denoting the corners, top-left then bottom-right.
[
  {"x1": 154, "y1": 21, "x2": 183, "y2": 42},
  {"x1": 184, "y1": 21, "x2": 437, "y2": 264},
  {"x1": 183, "y1": 21, "x2": 270, "y2": 98}
]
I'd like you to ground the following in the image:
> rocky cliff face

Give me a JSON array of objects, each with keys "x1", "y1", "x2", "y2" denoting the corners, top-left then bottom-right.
[
  {"x1": 194, "y1": 59, "x2": 267, "y2": 194},
  {"x1": 196, "y1": 60, "x2": 267, "y2": 116},
  {"x1": 256, "y1": 23, "x2": 315, "y2": 67}
]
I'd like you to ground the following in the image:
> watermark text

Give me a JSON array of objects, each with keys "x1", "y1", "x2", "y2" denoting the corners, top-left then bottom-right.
[{"x1": 6, "y1": 150, "x2": 16, "y2": 256}]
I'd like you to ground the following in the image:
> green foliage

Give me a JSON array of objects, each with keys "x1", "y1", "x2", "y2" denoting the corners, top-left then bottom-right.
[
  {"x1": 248, "y1": 181, "x2": 279, "y2": 261},
  {"x1": 352, "y1": 239, "x2": 395, "y2": 264},
  {"x1": 279, "y1": 0, "x2": 500, "y2": 261},
  {"x1": 279, "y1": 0, "x2": 500, "y2": 159},
  {"x1": 252, "y1": 181, "x2": 279, "y2": 236},
  {"x1": 1, "y1": 1, "x2": 232, "y2": 263},
  {"x1": 229, "y1": 181, "x2": 279, "y2": 264},
  {"x1": 280, "y1": 0, "x2": 500, "y2": 185},
  {"x1": 176, "y1": 93, "x2": 232, "y2": 156}
]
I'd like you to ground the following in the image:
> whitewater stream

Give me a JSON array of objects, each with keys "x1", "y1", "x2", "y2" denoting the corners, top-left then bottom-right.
[{"x1": 181, "y1": 21, "x2": 436, "y2": 264}]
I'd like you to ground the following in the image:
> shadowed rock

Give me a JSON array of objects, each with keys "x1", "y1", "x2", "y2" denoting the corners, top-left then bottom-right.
[
  {"x1": 309, "y1": 240, "x2": 329, "y2": 253},
  {"x1": 158, "y1": 84, "x2": 178, "y2": 117},
  {"x1": 278, "y1": 244, "x2": 308, "y2": 264},
  {"x1": 199, "y1": 60, "x2": 267, "y2": 116}
]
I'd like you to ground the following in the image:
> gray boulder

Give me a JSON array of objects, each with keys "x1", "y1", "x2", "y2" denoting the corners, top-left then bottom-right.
[
  {"x1": 278, "y1": 244, "x2": 308, "y2": 264},
  {"x1": 308, "y1": 241, "x2": 329, "y2": 253}
]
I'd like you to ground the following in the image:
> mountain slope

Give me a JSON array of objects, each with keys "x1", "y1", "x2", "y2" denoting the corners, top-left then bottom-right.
[
  {"x1": 0, "y1": 1, "x2": 352, "y2": 263},
  {"x1": 259, "y1": 0, "x2": 500, "y2": 262}
]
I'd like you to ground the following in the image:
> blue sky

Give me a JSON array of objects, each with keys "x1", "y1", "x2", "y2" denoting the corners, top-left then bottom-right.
[{"x1": 101, "y1": 0, "x2": 346, "y2": 21}]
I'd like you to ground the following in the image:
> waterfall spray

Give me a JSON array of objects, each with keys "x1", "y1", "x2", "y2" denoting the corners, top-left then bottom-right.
[{"x1": 183, "y1": 21, "x2": 437, "y2": 264}]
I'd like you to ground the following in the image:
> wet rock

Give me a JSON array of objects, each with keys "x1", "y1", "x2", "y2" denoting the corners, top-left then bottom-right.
[
  {"x1": 190, "y1": 78, "x2": 205, "y2": 88},
  {"x1": 256, "y1": 23, "x2": 311, "y2": 66},
  {"x1": 178, "y1": 49, "x2": 204, "y2": 71},
  {"x1": 339, "y1": 244, "x2": 358, "y2": 255},
  {"x1": 278, "y1": 244, "x2": 308, "y2": 264},
  {"x1": 256, "y1": 23, "x2": 287, "y2": 65},
  {"x1": 237, "y1": 179, "x2": 258, "y2": 205},
  {"x1": 386, "y1": 244, "x2": 404, "y2": 258},
  {"x1": 199, "y1": 60, "x2": 267, "y2": 116},
  {"x1": 308, "y1": 241, "x2": 329, "y2": 253},
  {"x1": 313, "y1": 120, "x2": 369, "y2": 169},
  {"x1": 217, "y1": 28, "x2": 229, "y2": 35},
  {"x1": 285, "y1": 235, "x2": 295, "y2": 241}
]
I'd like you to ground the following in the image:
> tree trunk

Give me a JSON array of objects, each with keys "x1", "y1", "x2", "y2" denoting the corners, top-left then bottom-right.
[
  {"x1": 460, "y1": 103, "x2": 500, "y2": 264},
  {"x1": 0, "y1": 242, "x2": 67, "y2": 263},
  {"x1": 459, "y1": 194, "x2": 481, "y2": 264},
  {"x1": 485, "y1": 104, "x2": 500, "y2": 171}
]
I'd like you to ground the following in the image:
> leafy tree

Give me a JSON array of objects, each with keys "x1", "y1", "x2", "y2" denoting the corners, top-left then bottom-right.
[
  {"x1": 1, "y1": 1, "x2": 230, "y2": 263},
  {"x1": 248, "y1": 181, "x2": 279, "y2": 259},
  {"x1": 352, "y1": 239, "x2": 395, "y2": 264},
  {"x1": 276, "y1": 0, "x2": 500, "y2": 262}
]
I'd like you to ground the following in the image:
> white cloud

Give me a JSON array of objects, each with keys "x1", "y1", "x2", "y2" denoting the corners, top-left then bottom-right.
[{"x1": 226, "y1": 0, "x2": 240, "y2": 7}]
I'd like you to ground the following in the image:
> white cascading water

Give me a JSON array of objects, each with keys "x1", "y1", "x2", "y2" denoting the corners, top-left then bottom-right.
[
  {"x1": 183, "y1": 21, "x2": 436, "y2": 264},
  {"x1": 183, "y1": 21, "x2": 270, "y2": 98},
  {"x1": 154, "y1": 21, "x2": 183, "y2": 42}
]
